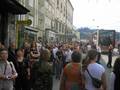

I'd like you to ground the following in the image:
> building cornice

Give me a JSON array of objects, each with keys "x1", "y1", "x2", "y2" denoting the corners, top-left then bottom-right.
[{"x1": 67, "y1": 0, "x2": 74, "y2": 10}]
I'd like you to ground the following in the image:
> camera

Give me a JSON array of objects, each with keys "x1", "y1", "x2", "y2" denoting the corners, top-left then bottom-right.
[{"x1": 6, "y1": 76, "x2": 11, "y2": 79}]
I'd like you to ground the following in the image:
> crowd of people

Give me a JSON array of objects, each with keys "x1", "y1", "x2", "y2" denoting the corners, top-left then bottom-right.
[{"x1": 0, "y1": 41, "x2": 119, "y2": 90}]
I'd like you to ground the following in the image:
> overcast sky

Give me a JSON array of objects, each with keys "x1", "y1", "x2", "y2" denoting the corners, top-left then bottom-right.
[{"x1": 70, "y1": 0, "x2": 120, "y2": 32}]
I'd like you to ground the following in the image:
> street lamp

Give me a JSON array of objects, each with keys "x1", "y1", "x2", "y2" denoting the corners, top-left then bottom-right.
[{"x1": 97, "y1": 26, "x2": 99, "y2": 47}]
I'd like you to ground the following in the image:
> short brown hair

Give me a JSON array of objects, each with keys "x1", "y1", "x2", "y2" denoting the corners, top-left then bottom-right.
[
  {"x1": 87, "y1": 49, "x2": 98, "y2": 60},
  {"x1": 72, "y1": 51, "x2": 82, "y2": 63}
]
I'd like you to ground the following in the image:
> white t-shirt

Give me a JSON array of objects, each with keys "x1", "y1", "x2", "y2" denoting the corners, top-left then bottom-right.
[
  {"x1": 65, "y1": 49, "x2": 73, "y2": 63},
  {"x1": 87, "y1": 45, "x2": 91, "y2": 51},
  {"x1": 84, "y1": 63, "x2": 105, "y2": 90},
  {"x1": 53, "y1": 47, "x2": 58, "y2": 59}
]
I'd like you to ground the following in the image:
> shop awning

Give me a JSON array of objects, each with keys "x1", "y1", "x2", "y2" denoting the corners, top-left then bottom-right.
[{"x1": 0, "y1": 0, "x2": 30, "y2": 14}]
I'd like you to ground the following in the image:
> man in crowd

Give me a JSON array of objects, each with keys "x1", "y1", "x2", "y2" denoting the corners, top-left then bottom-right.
[
  {"x1": 0, "y1": 48, "x2": 17, "y2": 90},
  {"x1": 107, "y1": 44, "x2": 113, "y2": 68}
]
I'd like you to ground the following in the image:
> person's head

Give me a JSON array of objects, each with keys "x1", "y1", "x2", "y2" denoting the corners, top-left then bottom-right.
[
  {"x1": 10, "y1": 42, "x2": 16, "y2": 49},
  {"x1": 0, "y1": 42, "x2": 5, "y2": 49},
  {"x1": 74, "y1": 46, "x2": 80, "y2": 52},
  {"x1": 113, "y1": 57, "x2": 120, "y2": 74},
  {"x1": 31, "y1": 41, "x2": 37, "y2": 48},
  {"x1": 38, "y1": 37, "x2": 42, "y2": 42},
  {"x1": 40, "y1": 49, "x2": 50, "y2": 61},
  {"x1": 46, "y1": 45, "x2": 51, "y2": 51},
  {"x1": 0, "y1": 48, "x2": 8, "y2": 61},
  {"x1": 24, "y1": 42, "x2": 29, "y2": 48},
  {"x1": 16, "y1": 49, "x2": 24, "y2": 57},
  {"x1": 71, "y1": 51, "x2": 82, "y2": 63},
  {"x1": 86, "y1": 49, "x2": 98, "y2": 62},
  {"x1": 58, "y1": 45, "x2": 63, "y2": 50}
]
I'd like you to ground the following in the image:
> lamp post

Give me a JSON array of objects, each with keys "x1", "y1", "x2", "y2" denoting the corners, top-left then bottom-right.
[{"x1": 97, "y1": 26, "x2": 99, "y2": 47}]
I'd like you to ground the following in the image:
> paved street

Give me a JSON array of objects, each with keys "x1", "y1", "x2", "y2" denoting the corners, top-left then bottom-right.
[
  {"x1": 101, "y1": 54, "x2": 118, "y2": 90},
  {"x1": 53, "y1": 54, "x2": 119, "y2": 90},
  {"x1": 53, "y1": 77, "x2": 60, "y2": 90}
]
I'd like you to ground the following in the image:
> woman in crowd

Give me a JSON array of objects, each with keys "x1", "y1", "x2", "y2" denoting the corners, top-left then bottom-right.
[
  {"x1": 30, "y1": 41, "x2": 40, "y2": 67},
  {"x1": 59, "y1": 51, "x2": 85, "y2": 90},
  {"x1": 31, "y1": 49, "x2": 53, "y2": 90},
  {"x1": 84, "y1": 49, "x2": 107, "y2": 90},
  {"x1": 14, "y1": 49, "x2": 30, "y2": 90},
  {"x1": 22, "y1": 41, "x2": 30, "y2": 60},
  {"x1": 109, "y1": 57, "x2": 120, "y2": 90},
  {"x1": 64, "y1": 46, "x2": 73, "y2": 67},
  {"x1": 56, "y1": 45, "x2": 64, "y2": 79}
]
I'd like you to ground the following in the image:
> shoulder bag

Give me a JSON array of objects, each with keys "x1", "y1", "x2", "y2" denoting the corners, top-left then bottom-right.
[{"x1": 86, "y1": 69, "x2": 102, "y2": 88}]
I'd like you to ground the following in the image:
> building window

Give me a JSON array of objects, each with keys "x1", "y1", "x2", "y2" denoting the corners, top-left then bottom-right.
[
  {"x1": 59, "y1": 23, "x2": 61, "y2": 32},
  {"x1": 28, "y1": 15, "x2": 34, "y2": 27},
  {"x1": 61, "y1": 3, "x2": 62, "y2": 12},
  {"x1": 62, "y1": 25, "x2": 64, "y2": 33},
  {"x1": 56, "y1": 21, "x2": 58, "y2": 32},
  {"x1": 64, "y1": 7, "x2": 66, "y2": 16},
  {"x1": 29, "y1": 0, "x2": 34, "y2": 7},
  {"x1": 51, "y1": 21, "x2": 54, "y2": 29},
  {"x1": 57, "y1": 0, "x2": 59, "y2": 8}
]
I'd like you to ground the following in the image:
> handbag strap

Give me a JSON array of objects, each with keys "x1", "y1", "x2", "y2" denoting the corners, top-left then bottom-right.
[
  {"x1": 3, "y1": 63, "x2": 7, "y2": 75},
  {"x1": 86, "y1": 69, "x2": 94, "y2": 79},
  {"x1": 9, "y1": 62, "x2": 14, "y2": 74}
]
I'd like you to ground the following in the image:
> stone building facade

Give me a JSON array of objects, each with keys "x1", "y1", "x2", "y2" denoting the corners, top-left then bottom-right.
[
  {"x1": 0, "y1": 0, "x2": 29, "y2": 47},
  {"x1": 18, "y1": 0, "x2": 74, "y2": 43}
]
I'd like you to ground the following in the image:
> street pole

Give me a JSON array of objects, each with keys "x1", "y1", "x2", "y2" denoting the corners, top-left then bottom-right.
[
  {"x1": 97, "y1": 26, "x2": 99, "y2": 47},
  {"x1": 65, "y1": 0, "x2": 67, "y2": 43}
]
